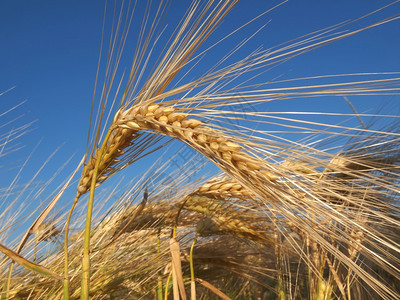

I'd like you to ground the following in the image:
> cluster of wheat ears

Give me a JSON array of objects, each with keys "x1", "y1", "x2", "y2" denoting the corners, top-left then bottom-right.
[{"x1": 1, "y1": 1, "x2": 400, "y2": 299}]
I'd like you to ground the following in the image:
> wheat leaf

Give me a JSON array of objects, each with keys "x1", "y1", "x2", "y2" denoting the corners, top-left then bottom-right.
[
  {"x1": 170, "y1": 238, "x2": 187, "y2": 300},
  {"x1": 0, "y1": 243, "x2": 62, "y2": 280},
  {"x1": 196, "y1": 278, "x2": 232, "y2": 300}
]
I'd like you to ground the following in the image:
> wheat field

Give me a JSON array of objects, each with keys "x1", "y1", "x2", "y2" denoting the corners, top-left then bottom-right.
[{"x1": 1, "y1": 1, "x2": 400, "y2": 299}]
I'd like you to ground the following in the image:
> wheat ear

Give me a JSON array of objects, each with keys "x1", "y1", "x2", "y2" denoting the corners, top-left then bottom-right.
[{"x1": 116, "y1": 103, "x2": 278, "y2": 189}]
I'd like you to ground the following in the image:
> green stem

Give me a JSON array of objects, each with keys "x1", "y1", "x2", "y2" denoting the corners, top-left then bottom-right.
[
  {"x1": 189, "y1": 233, "x2": 198, "y2": 282},
  {"x1": 164, "y1": 271, "x2": 172, "y2": 300},
  {"x1": 63, "y1": 194, "x2": 80, "y2": 300},
  {"x1": 81, "y1": 128, "x2": 114, "y2": 299},
  {"x1": 190, "y1": 233, "x2": 198, "y2": 300},
  {"x1": 1, "y1": 266, "x2": 12, "y2": 300},
  {"x1": 157, "y1": 227, "x2": 163, "y2": 300}
]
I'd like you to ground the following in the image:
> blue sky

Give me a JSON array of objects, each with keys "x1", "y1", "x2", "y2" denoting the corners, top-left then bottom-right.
[{"x1": 1, "y1": 1, "x2": 400, "y2": 212}]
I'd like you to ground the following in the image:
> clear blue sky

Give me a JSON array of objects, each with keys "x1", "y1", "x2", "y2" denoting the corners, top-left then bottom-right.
[{"x1": 0, "y1": 1, "x2": 399, "y2": 212}]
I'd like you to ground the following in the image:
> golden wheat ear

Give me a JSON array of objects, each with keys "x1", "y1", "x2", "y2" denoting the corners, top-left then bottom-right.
[{"x1": 4, "y1": 0, "x2": 400, "y2": 299}]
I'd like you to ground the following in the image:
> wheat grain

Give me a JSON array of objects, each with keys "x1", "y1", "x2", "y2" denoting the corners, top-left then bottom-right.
[
  {"x1": 77, "y1": 128, "x2": 139, "y2": 195},
  {"x1": 116, "y1": 103, "x2": 281, "y2": 197}
]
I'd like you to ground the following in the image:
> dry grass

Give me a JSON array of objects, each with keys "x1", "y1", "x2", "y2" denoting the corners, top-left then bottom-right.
[{"x1": 1, "y1": 1, "x2": 400, "y2": 299}]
